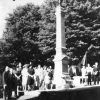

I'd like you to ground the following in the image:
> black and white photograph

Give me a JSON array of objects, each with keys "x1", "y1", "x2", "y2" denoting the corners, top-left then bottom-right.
[{"x1": 0, "y1": 0, "x2": 100, "y2": 100}]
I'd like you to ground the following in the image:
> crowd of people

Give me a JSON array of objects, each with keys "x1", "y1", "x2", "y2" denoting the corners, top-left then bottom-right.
[
  {"x1": 2, "y1": 62, "x2": 54, "y2": 100},
  {"x1": 80, "y1": 62, "x2": 100, "y2": 85},
  {"x1": 69, "y1": 62, "x2": 100, "y2": 86},
  {"x1": 2, "y1": 61, "x2": 100, "y2": 100}
]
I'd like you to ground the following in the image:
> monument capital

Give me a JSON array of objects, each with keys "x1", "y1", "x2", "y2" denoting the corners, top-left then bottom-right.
[{"x1": 59, "y1": 0, "x2": 68, "y2": 7}]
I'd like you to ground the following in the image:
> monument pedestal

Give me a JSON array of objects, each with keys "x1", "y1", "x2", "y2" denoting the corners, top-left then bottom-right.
[{"x1": 53, "y1": 53, "x2": 69, "y2": 89}]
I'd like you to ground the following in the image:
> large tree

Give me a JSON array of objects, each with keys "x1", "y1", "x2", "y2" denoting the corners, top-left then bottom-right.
[
  {"x1": 37, "y1": 0, "x2": 57, "y2": 66},
  {"x1": 64, "y1": 0, "x2": 100, "y2": 65},
  {"x1": 3, "y1": 4, "x2": 42, "y2": 65},
  {"x1": 1, "y1": 0, "x2": 100, "y2": 68},
  {"x1": 2, "y1": 2, "x2": 56, "y2": 67}
]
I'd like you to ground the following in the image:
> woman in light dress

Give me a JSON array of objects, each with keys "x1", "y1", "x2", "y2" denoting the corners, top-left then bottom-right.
[{"x1": 21, "y1": 64, "x2": 29, "y2": 91}]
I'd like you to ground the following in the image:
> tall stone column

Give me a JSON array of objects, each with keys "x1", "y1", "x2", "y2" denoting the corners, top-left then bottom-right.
[{"x1": 53, "y1": 3, "x2": 68, "y2": 88}]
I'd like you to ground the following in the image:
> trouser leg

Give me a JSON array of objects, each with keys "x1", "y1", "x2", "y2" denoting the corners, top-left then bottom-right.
[
  {"x1": 83, "y1": 78, "x2": 85, "y2": 84},
  {"x1": 80, "y1": 78, "x2": 82, "y2": 84},
  {"x1": 3, "y1": 88, "x2": 7, "y2": 100},
  {"x1": 97, "y1": 77, "x2": 99, "y2": 84},
  {"x1": 17, "y1": 86, "x2": 19, "y2": 96},
  {"x1": 88, "y1": 77, "x2": 89, "y2": 85},
  {"x1": 15, "y1": 86, "x2": 17, "y2": 97},
  {"x1": 7, "y1": 88, "x2": 12, "y2": 100},
  {"x1": 94, "y1": 76, "x2": 96, "y2": 85}
]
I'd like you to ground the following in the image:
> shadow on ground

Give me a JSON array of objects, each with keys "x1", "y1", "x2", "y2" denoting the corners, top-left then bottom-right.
[{"x1": 18, "y1": 86, "x2": 100, "y2": 100}]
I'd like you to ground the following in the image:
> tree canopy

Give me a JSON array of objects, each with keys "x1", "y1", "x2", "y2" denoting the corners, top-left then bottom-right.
[
  {"x1": 0, "y1": 0, "x2": 100, "y2": 70},
  {"x1": 1, "y1": 2, "x2": 56, "y2": 68},
  {"x1": 3, "y1": 4, "x2": 41, "y2": 65},
  {"x1": 64, "y1": 0, "x2": 100, "y2": 65}
]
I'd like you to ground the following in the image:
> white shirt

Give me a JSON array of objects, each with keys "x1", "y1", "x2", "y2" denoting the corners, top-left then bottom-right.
[{"x1": 81, "y1": 67, "x2": 86, "y2": 77}]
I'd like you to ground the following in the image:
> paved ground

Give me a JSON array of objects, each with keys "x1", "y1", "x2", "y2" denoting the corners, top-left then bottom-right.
[
  {"x1": 0, "y1": 84, "x2": 100, "y2": 100},
  {"x1": 0, "y1": 90, "x2": 41, "y2": 100},
  {"x1": 18, "y1": 90, "x2": 41, "y2": 100}
]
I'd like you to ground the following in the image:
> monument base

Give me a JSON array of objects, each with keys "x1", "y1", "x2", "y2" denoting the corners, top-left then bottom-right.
[
  {"x1": 53, "y1": 56, "x2": 70, "y2": 89},
  {"x1": 53, "y1": 60, "x2": 70, "y2": 89}
]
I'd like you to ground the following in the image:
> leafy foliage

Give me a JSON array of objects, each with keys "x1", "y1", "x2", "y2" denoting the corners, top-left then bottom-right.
[
  {"x1": 2, "y1": 4, "x2": 42, "y2": 65},
  {"x1": 1, "y1": 0, "x2": 100, "y2": 69},
  {"x1": 37, "y1": 0, "x2": 56, "y2": 66},
  {"x1": 2, "y1": 2, "x2": 56, "y2": 67},
  {"x1": 65, "y1": 0, "x2": 100, "y2": 65}
]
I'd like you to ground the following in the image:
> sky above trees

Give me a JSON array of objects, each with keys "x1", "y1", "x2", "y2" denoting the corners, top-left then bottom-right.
[{"x1": 0, "y1": 0, "x2": 45, "y2": 39}]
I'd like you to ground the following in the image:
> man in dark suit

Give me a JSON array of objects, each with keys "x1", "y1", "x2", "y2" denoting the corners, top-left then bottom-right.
[
  {"x1": 8, "y1": 68, "x2": 16, "y2": 99},
  {"x1": 93, "y1": 62, "x2": 100, "y2": 85},
  {"x1": 3, "y1": 67, "x2": 16, "y2": 100},
  {"x1": 27, "y1": 65, "x2": 35, "y2": 90},
  {"x1": 3, "y1": 66, "x2": 10, "y2": 100}
]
